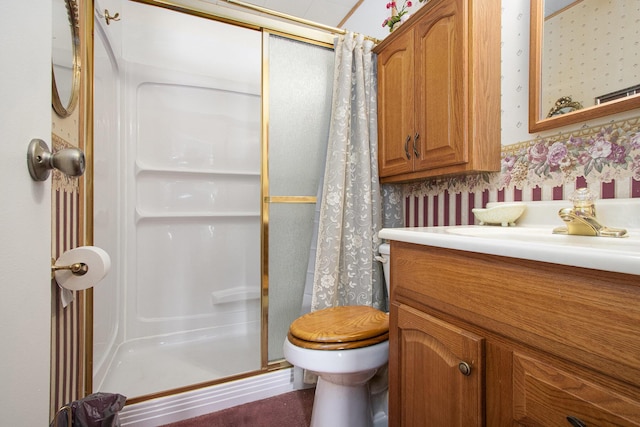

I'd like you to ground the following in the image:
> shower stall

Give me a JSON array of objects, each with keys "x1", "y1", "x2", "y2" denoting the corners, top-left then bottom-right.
[{"x1": 92, "y1": 0, "x2": 333, "y2": 400}]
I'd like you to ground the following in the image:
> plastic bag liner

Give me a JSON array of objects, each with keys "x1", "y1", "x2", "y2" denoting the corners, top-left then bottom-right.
[{"x1": 50, "y1": 392, "x2": 127, "y2": 427}]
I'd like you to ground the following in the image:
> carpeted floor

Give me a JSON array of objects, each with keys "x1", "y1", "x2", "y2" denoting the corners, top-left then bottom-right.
[{"x1": 159, "y1": 388, "x2": 315, "y2": 427}]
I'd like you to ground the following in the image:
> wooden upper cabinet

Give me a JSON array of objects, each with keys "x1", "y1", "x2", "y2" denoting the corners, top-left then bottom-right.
[
  {"x1": 415, "y1": 0, "x2": 465, "y2": 171},
  {"x1": 374, "y1": 0, "x2": 501, "y2": 183},
  {"x1": 377, "y1": 29, "x2": 415, "y2": 177}
]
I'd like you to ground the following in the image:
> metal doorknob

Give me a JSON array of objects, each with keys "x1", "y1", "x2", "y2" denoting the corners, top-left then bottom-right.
[{"x1": 27, "y1": 138, "x2": 85, "y2": 181}]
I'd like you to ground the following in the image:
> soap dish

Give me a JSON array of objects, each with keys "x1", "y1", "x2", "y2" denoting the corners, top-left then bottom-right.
[{"x1": 472, "y1": 203, "x2": 526, "y2": 227}]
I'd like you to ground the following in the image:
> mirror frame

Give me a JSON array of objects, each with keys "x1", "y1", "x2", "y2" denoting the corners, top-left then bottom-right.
[
  {"x1": 529, "y1": 0, "x2": 640, "y2": 133},
  {"x1": 52, "y1": 0, "x2": 81, "y2": 118}
]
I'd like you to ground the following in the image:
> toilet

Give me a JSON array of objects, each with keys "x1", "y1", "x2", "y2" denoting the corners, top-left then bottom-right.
[{"x1": 283, "y1": 243, "x2": 391, "y2": 427}]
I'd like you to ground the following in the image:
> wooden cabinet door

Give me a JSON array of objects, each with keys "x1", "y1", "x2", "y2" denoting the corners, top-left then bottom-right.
[
  {"x1": 414, "y1": 0, "x2": 466, "y2": 171},
  {"x1": 377, "y1": 28, "x2": 415, "y2": 177},
  {"x1": 389, "y1": 303, "x2": 484, "y2": 427},
  {"x1": 513, "y1": 353, "x2": 640, "y2": 427}
]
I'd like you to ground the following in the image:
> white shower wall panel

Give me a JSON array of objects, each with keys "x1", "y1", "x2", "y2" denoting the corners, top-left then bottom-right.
[
  {"x1": 134, "y1": 218, "x2": 260, "y2": 324},
  {"x1": 122, "y1": 1, "x2": 261, "y2": 91},
  {"x1": 125, "y1": 69, "x2": 261, "y2": 342},
  {"x1": 136, "y1": 83, "x2": 261, "y2": 174},
  {"x1": 93, "y1": 12, "x2": 123, "y2": 388},
  {"x1": 136, "y1": 172, "x2": 260, "y2": 215}
]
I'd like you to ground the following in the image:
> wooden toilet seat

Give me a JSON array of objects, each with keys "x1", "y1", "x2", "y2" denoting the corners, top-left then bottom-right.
[{"x1": 287, "y1": 306, "x2": 389, "y2": 350}]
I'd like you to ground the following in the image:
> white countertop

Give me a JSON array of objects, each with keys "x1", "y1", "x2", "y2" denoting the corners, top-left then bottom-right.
[{"x1": 379, "y1": 225, "x2": 640, "y2": 276}]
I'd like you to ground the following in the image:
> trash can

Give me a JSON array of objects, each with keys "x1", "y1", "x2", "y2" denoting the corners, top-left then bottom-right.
[{"x1": 50, "y1": 392, "x2": 127, "y2": 427}]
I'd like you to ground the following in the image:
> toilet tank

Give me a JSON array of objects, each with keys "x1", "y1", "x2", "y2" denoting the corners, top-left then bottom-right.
[{"x1": 378, "y1": 243, "x2": 391, "y2": 299}]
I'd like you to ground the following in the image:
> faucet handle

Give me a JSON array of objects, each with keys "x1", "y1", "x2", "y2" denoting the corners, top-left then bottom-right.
[
  {"x1": 570, "y1": 187, "x2": 595, "y2": 207},
  {"x1": 569, "y1": 187, "x2": 596, "y2": 216},
  {"x1": 555, "y1": 187, "x2": 628, "y2": 238}
]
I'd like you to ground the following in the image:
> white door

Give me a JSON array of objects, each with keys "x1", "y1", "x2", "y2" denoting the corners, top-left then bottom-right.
[{"x1": 0, "y1": 1, "x2": 52, "y2": 425}]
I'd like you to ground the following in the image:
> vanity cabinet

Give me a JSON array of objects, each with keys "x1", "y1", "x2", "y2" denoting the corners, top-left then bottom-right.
[
  {"x1": 392, "y1": 303, "x2": 483, "y2": 426},
  {"x1": 374, "y1": 0, "x2": 501, "y2": 183},
  {"x1": 388, "y1": 241, "x2": 640, "y2": 426}
]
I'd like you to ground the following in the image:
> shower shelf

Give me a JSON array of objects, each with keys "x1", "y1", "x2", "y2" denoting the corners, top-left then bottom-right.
[
  {"x1": 135, "y1": 162, "x2": 260, "y2": 176},
  {"x1": 211, "y1": 286, "x2": 260, "y2": 305},
  {"x1": 135, "y1": 211, "x2": 260, "y2": 220}
]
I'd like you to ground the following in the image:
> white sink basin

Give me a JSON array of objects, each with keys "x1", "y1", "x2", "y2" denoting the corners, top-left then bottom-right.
[
  {"x1": 444, "y1": 226, "x2": 552, "y2": 238},
  {"x1": 379, "y1": 199, "x2": 640, "y2": 276},
  {"x1": 444, "y1": 226, "x2": 640, "y2": 251}
]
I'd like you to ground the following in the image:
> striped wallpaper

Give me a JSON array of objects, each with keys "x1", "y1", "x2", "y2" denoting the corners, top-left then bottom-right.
[
  {"x1": 404, "y1": 176, "x2": 640, "y2": 227},
  {"x1": 50, "y1": 134, "x2": 85, "y2": 420}
]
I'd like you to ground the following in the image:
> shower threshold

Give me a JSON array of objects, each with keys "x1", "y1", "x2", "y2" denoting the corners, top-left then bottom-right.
[{"x1": 96, "y1": 329, "x2": 261, "y2": 399}]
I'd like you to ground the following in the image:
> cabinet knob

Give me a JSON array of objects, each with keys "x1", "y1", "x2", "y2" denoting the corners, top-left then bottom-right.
[
  {"x1": 404, "y1": 135, "x2": 411, "y2": 160},
  {"x1": 458, "y1": 361, "x2": 472, "y2": 376},
  {"x1": 566, "y1": 416, "x2": 587, "y2": 427}
]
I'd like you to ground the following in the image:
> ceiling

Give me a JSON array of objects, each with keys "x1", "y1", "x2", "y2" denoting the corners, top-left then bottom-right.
[
  {"x1": 222, "y1": 0, "x2": 582, "y2": 32},
  {"x1": 226, "y1": 0, "x2": 362, "y2": 28},
  {"x1": 545, "y1": 0, "x2": 579, "y2": 17}
]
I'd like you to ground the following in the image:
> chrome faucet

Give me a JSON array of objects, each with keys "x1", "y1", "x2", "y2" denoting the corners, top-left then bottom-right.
[{"x1": 552, "y1": 188, "x2": 628, "y2": 237}]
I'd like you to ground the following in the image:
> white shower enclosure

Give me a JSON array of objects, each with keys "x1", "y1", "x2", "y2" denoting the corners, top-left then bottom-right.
[
  {"x1": 93, "y1": 1, "x2": 261, "y2": 398},
  {"x1": 92, "y1": 0, "x2": 332, "y2": 400}
]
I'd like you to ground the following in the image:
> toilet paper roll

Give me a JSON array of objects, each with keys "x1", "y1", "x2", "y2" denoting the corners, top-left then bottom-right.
[{"x1": 54, "y1": 246, "x2": 111, "y2": 291}]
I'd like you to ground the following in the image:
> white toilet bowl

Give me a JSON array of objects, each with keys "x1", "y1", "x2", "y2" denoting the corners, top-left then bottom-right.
[
  {"x1": 283, "y1": 338, "x2": 389, "y2": 427},
  {"x1": 283, "y1": 243, "x2": 392, "y2": 427}
]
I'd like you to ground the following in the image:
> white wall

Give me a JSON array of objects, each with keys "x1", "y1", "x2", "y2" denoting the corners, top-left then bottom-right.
[
  {"x1": 345, "y1": 0, "x2": 452, "y2": 41},
  {"x1": 342, "y1": 0, "x2": 397, "y2": 41},
  {"x1": 0, "y1": 0, "x2": 52, "y2": 425}
]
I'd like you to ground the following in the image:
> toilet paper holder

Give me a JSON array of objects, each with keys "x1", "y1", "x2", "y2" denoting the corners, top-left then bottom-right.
[
  {"x1": 51, "y1": 246, "x2": 111, "y2": 293},
  {"x1": 51, "y1": 258, "x2": 89, "y2": 278}
]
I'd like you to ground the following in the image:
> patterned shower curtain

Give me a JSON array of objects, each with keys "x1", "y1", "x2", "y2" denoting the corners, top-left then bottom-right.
[{"x1": 310, "y1": 32, "x2": 384, "y2": 311}]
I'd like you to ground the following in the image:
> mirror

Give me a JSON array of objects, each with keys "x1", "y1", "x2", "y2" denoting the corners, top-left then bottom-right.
[
  {"x1": 52, "y1": 0, "x2": 80, "y2": 117},
  {"x1": 529, "y1": 0, "x2": 640, "y2": 132}
]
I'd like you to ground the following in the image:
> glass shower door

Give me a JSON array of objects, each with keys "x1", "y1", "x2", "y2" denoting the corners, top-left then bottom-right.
[{"x1": 266, "y1": 35, "x2": 334, "y2": 362}]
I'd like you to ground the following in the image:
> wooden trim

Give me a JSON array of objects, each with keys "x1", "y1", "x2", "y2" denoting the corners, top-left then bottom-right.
[
  {"x1": 338, "y1": 0, "x2": 365, "y2": 28},
  {"x1": 544, "y1": 0, "x2": 583, "y2": 21},
  {"x1": 528, "y1": 0, "x2": 640, "y2": 133},
  {"x1": 79, "y1": 0, "x2": 95, "y2": 398}
]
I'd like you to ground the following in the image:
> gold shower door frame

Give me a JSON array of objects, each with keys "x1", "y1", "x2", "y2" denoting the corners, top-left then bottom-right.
[{"x1": 76, "y1": 1, "x2": 334, "y2": 405}]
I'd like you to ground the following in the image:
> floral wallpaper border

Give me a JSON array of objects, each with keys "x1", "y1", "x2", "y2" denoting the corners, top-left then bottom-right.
[{"x1": 403, "y1": 116, "x2": 640, "y2": 197}]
